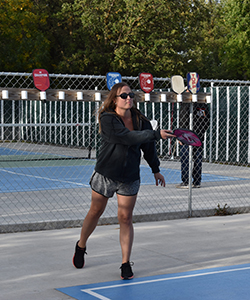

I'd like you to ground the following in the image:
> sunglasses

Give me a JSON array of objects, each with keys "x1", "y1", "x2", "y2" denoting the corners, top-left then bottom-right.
[{"x1": 116, "y1": 92, "x2": 135, "y2": 99}]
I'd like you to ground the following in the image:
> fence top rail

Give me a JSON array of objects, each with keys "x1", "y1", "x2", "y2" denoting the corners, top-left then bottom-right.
[
  {"x1": 0, "y1": 87, "x2": 210, "y2": 103},
  {"x1": 0, "y1": 72, "x2": 171, "y2": 82},
  {"x1": 1, "y1": 72, "x2": 250, "y2": 85}
]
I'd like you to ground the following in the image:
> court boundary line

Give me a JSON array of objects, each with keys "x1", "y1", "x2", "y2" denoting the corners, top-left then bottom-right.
[{"x1": 80, "y1": 265, "x2": 250, "y2": 300}]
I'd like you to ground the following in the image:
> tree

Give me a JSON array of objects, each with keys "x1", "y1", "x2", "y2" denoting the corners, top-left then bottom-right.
[
  {"x1": 220, "y1": 0, "x2": 250, "y2": 80},
  {"x1": 2, "y1": 0, "x2": 247, "y2": 80},
  {"x1": 56, "y1": 0, "x2": 212, "y2": 77},
  {"x1": 31, "y1": 0, "x2": 76, "y2": 72},
  {"x1": 0, "y1": 0, "x2": 50, "y2": 72},
  {"x1": 185, "y1": 0, "x2": 228, "y2": 79},
  {"x1": 56, "y1": 0, "x2": 128, "y2": 74}
]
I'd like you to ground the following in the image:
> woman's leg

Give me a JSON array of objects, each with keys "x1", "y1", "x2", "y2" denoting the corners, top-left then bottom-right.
[
  {"x1": 78, "y1": 190, "x2": 108, "y2": 248},
  {"x1": 73, "y1": 190, "x2": 108, "y2": 268},
  {"x1": 117, "y1": 194, "x2": 137, "y2": 263}
]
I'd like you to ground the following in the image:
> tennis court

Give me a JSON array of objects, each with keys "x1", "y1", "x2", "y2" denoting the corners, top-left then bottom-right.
[
  {"x1": 0, "y1": 146, "x2": 248, "y2": 193},
  {"x1": 1, "y1": 143, "x2": 250, "y2": 230}
]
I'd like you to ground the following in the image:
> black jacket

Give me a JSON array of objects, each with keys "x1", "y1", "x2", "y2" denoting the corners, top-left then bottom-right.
[
  {"x1": 179, "y1": 103, "x2": 210, "y2": 141},
  {"x1": 95, "y1": 109, "x2": 162, "y2": 182}
]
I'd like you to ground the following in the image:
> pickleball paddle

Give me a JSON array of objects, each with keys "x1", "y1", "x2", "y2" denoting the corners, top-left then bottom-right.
[{"x1": 173, "y1": 128, "x2": 202, "y2": 147}]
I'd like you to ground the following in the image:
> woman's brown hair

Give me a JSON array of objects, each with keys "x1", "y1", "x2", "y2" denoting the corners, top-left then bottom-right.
[{"x1": 98, "y1": 82, "x2": 144, "y2": 131}]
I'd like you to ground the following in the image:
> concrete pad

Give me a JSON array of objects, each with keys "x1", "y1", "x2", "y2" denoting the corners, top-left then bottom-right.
[{"x1": 1, "y1": 214, "x2": 250, "y2": 300}]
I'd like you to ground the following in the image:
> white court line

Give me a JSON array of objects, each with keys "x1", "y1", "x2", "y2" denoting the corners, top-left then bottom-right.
[
  {"x1": 81, "y1": 265, "x2": 250, "y2": 300},
  {"x1": 0, "y1": 168, "x2": 89, "y2": 187}
]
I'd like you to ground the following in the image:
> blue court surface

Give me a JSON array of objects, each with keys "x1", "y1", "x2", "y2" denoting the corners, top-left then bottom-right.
[
  {"x1": 57, "y1": 264, "x2": 250, "y2": 300},
  {"x1": 0, "y1": 147, "x2": 71, "y2": 157},
  {"x1": 0, "y1": 163, "x2": 248, "y2": 193},
  {"x1": 0, "y1": 164, "x2": 248, "y2": 193},
  {"x1": 0, "y1": 145, "x2": 248, "y2": 193}
]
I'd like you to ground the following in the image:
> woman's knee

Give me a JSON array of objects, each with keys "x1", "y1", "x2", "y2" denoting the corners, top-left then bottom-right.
[
  {"x1": 87, "y1": 206, "x2": 103, "y2": 219},
  {"x1": 88, "y1": 192, "x2": 108, "y2": 218},
  {"x1": 118, "y1": 211, "x2": 133, "y2": 225}
]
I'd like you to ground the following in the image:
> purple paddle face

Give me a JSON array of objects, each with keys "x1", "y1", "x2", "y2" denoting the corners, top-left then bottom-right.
[{"x1": 173, "y1": 128, "x2": 202, "y2": 147}]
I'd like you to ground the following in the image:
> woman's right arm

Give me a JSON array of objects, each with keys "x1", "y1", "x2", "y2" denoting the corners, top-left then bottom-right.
[{"x1": 101, "y1": 114, "x2": 162, "y2": 145}]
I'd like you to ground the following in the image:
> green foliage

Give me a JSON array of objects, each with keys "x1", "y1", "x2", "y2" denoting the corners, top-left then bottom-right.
[
  {"x1": 186, "y1": 0, "x2": 228, "y2": 79},
  {"x1": 56, "y1": 0, "x2": 212, "y2": 77},
  {"x1": 220, "y1": 0, "x2": 250, "y2": 79},
  {"x1": 0, "y1": 0, "x2": 50, "y2": 71},
  {"x1": 1, "y1": 0, "x2": 250, "y2": 79}
]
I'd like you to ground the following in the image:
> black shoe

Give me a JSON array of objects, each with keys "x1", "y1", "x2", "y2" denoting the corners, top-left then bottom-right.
[
  {"x1": 73, "y1": 240, "x2": 87, "y2": 269},
  {"x1": 120, "y1": 261, "x2": 134, "y2": 280}
]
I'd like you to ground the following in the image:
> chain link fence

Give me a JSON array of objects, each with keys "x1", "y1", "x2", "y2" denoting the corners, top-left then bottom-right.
[{"x1": 1, "y1": 72, "x2": 250, "y2": 233}]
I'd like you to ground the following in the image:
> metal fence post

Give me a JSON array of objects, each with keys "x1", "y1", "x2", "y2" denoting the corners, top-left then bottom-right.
[
  {"x1": 209, "y1": 82, "x2": 214, "y2": 163},
  {"x1": 188, "y1": 102, "x2": 193, "y2": 217}
]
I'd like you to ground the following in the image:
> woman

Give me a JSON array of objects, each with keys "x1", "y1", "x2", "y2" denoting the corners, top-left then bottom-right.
[{"x1": 73, "y1": 82, "x2": 174, "y2": 279}]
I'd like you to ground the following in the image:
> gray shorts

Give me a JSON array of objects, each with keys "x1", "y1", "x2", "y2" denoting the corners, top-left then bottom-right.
[{"x1": 89, "y1": 171, "x2": 140, "y2": 198}]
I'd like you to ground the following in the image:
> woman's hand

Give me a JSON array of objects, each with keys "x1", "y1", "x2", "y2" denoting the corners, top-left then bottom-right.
[
  {"x1": 160, "y1": 130, "x2": 176, "y2": 140},
  {"x1": 154, "y1": 172, "x2": 166, "y2": 187}
]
